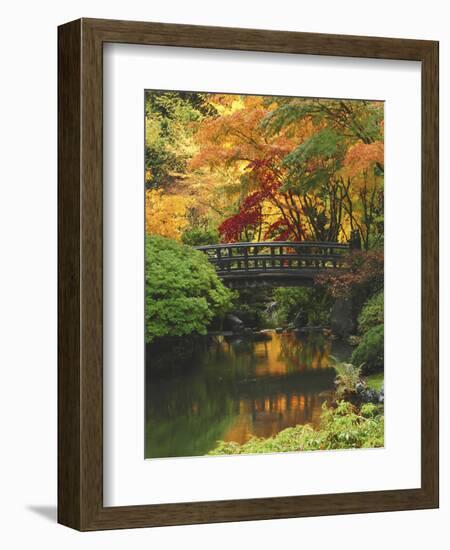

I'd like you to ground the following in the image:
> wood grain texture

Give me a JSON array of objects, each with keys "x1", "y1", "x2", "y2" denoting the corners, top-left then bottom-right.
[
  {"x1": 420, "y1": 40, "x2": 439, "y2": 505},
  {"x1": 58, "y1": 18, "x2": 439, "y2": 531},
  {"x1": 57, "y1": 19, "x2": 82, "y2": 529}
]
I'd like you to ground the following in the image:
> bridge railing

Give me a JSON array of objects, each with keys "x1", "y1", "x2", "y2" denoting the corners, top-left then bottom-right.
[{"x1": 194, "y1": 241, "x2": 351, "y2": 276}]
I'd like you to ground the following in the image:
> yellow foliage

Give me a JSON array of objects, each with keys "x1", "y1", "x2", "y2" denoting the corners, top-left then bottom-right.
[
  {"x1": 146, "y1": 189, "x2": 193, "y2": 240},
  {"x1": 145, "y1": 91, "x2": 384, "y2": 248}
]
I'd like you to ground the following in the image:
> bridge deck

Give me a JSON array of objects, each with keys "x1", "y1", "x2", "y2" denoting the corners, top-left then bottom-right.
[{"x1": 195, "y1": 240, "x2": 353, "y2": 287}]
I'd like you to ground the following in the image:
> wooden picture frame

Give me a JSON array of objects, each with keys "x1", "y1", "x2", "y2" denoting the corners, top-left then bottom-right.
[{"x1": 58, "y1": 18, "x2": 439, "y2": 531}]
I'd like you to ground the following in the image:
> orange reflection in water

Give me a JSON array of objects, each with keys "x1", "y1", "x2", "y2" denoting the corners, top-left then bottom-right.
[
  {"x1": 219, "y1": 332, "x2": 335, "y2": 444},
  {"x1": 222, "y1": 391, "x2": 332, "y2": 443},
  {"x1": 250, "y1": 332, "x2": 332, "y2": 376}
]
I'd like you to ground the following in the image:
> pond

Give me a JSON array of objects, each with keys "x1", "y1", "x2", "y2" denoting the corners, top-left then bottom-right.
[{"x1": 145, "y1": 331, "x2": 352, "y2": 458}]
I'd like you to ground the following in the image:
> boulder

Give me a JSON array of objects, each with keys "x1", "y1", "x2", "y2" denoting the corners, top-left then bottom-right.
[
  {"x1": 293, "y1": 309, "x2": 308, "y2": 328},
  {"x1": 223, "y1": 314, "x2": 245, "y2": 333},
  {"x1": 355, "y1": 383, "x2": 384, "y2": 405},
  {"x1": 330, "y1": 297, "x2": 357, "y2": 337}
]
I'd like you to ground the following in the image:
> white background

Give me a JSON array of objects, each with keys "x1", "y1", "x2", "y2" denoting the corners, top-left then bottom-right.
[
  {"x1": 104, "y1": 45, "x2": 421, "y2": 506},
  {"x1": 0, "y1": 0, "x2": 448, "y2": 548}
]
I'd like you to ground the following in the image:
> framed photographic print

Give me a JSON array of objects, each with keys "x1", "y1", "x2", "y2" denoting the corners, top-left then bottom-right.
[{"x1": 58, "y1": 18, "x2": 439, "y2": 530}]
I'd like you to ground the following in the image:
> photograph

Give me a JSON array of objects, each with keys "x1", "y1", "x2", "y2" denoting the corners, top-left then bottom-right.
[
  {"x1": 2, "y1": 4, "x2": 438, "y2": 539},
  {"x1": 144, "y1": 91, "x2": 385, "y2": 459}
]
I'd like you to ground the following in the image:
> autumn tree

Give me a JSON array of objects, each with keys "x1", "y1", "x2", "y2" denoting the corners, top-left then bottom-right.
[
  {"x1": 145, "y1": 91, "x2": 217, "y2": 190},
  {"x1": 145, "y1": 92, "x2": 384, "y2": 250},
  {"x1": 145, "y1": 91, "x2": 221, "y2": 239},
  {"x1": 189, "y1": 94, "x2": 315, "y2": 242},
  {"x1": 261, "y1": 98, "x2": 384, "y2": 248}
]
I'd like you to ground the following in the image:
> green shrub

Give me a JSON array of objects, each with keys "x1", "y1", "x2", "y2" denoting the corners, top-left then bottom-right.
[
  {"x1": 351, "y1": 324, "x2": 384, "y2": 374},
  {"x1": 232, "y1": 288, "x2": 274, "y2": 328},
  {"x1": 358, "y1": 291, "x2": 384, "y2": 334},
  {"x1": 273, "y1": 287, "x2": 332, "y2": 327},
  {"x1": 145, "y1": 235, "x2": 234, "y2": 342},
  {"x1": 181, "y1": 227, "x2": 219, "y2": 246},
  {"x1": 209, "y1": 400, "x2": 384, "y2": 454}
]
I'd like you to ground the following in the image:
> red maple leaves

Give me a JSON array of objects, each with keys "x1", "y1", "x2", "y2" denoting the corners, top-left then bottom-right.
[{"x1": 218, "y1": 158, "x2": 285, "y2": 242}]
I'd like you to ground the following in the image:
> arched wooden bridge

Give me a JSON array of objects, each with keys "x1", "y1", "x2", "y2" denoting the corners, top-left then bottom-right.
[{"x1": 195, "y1": 234, "x2": 360, "y2": 288}]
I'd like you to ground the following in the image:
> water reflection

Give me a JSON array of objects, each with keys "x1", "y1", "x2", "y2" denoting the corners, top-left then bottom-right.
[{"x1": 145, "y1": 331, "x2": 352, "y2": 458}]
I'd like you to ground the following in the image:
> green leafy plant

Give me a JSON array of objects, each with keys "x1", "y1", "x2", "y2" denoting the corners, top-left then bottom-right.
[
  {"x1": 209, "y1": 400, "x2": 384, "y2": 455},
  {"x1": 231, "y1": 288, "x2": 274, "y2": 328},
  {"x1": 351, "y1": 324, "x2": 384, "y2": 374},
  {"x1": 273, "y1": 287, "x2": 332, "y2": 327},
  {"x1": 145, "y1": 235, "x2": 234, "y2": 342},
  {"x1": 358, "y1": 291, "x2": 384, "y2": 333},
  {"x1": 181, "y1": 227, "x2": 219, "y2": 246}
]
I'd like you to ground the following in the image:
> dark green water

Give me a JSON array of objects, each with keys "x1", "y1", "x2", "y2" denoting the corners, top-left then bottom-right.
[{"x1": 145, "y1": 331, "x2": 352, "y2": 458}]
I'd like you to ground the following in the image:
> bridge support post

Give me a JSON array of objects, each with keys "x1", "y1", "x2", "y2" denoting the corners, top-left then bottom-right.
[{"x1": 349, "y1": 229, "x2": 361, "y2": 250}]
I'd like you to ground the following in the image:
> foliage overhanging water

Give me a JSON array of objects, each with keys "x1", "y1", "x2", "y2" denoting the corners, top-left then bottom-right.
[{"x1": 145, "y1": 331, "x2": 352, "y2": 458}]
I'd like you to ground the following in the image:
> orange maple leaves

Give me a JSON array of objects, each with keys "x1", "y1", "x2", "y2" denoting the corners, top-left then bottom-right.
[{"x1": 344, "y1": 141, "x2": 384, "y2": 177}]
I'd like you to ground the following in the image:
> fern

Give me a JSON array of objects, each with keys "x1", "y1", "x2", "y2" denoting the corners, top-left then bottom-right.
[{"x1": 330, "y1": 357, "x2": 362, "y2": 397}]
